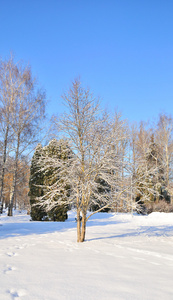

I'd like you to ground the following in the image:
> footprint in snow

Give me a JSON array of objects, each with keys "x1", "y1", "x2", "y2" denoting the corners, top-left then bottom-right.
[
  {"x1": 6, "y1": 252, "x2": 18, "y2": 257},
  {"x1": 14, "y1": 243, "x2": 36, "y2": 250},
  {"x1": 4, "y1": 265, "x2": 17, "y2": 274},
  {"x1": 7, "y1": 288, "x2": 27, "y2": 299},
  {"x1": 15, "y1": 244, "x2": 28, "y2": 250}
]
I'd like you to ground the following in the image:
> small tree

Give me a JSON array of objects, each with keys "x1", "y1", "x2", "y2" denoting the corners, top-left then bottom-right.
[{"x1": 37, "y1": 79, "x2": 129, "y2": 242}]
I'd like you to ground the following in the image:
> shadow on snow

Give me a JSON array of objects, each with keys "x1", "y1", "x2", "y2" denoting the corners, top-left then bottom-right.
[
  {"x1": 1, "y1": 212, "x2": 173, "y2": 241},
  {"x1": 87, "y1": 225, "x2": 173, "y2": 241}
]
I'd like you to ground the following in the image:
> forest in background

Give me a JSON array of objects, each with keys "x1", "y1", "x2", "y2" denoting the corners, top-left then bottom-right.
[{"x1": 0, "y1": 55, "x2": 173, "y2": 239}]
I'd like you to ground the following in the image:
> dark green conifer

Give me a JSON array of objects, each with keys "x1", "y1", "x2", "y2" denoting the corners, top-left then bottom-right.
[
  {"x1": 29, "y1": 144, "x2": 46, "y2": 221},
  {"x1": 29, "y1": 139, "x2": 71, "y2": 221}
]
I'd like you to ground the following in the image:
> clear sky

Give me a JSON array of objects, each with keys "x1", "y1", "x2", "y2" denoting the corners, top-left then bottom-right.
[{"x1": 0, "y1": 0, "x2": 173, "y2": 123}]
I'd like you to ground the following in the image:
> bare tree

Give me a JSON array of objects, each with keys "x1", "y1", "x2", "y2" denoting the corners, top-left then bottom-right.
[
  {"x1": 128, "y1": 122, "x2": 163, "y2": 211},
  {"x1": 36, "y1": 79, "x2": 130, "y2": 242},
  {"x1": 0, "y1": 54, "x2": 46, "y2": 215},
  {"x1": 0, "y1": 56, "x2": 15, "y2": 213},
  {"x1": 155, "y1": 114, "x2": 173, "y2": 203},
  {"x1": 7, "y1": 58, "x2": 46, "y2": 216}
]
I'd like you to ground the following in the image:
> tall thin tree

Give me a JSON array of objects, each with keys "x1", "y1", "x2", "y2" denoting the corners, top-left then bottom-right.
[{"x1": 0, "y1": 54, "x2": 46, "y2": 215}]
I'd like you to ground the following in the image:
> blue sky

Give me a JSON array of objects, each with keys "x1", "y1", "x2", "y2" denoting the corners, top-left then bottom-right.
[{"x1": 0, "y1": 0, "x2": 173, "y2": 123}]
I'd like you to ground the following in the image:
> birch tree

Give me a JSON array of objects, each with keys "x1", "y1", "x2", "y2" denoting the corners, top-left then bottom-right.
[
  {"x1": 7, "y1": 58, "x2": 46, "y2": 216},
  {"x1": 0, "y1": 54, "x2": 46, "y2": 216},
  {"x1": 0, "y1": 56, "x2": 15, "y2": 213}
]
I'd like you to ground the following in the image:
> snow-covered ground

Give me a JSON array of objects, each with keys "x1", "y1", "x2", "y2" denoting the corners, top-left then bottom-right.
[{"x1": 0, "y1": 210, "x2": 173, "y2": 300}]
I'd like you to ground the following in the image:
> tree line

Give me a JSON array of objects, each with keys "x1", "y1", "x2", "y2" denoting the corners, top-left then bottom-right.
[
  {"x1": 0, "y1": 55, "x2": 173, "y2": 242},
  {"x1": 0, "y1": 54, "x2": 46, "y2": 215}
]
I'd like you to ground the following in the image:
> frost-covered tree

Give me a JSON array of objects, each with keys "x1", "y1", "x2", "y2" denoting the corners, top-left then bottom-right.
[
  {"x1": 155, "y1": 114, "x2": 173, "y2": 203},
  {"x1": 133, "y1": 132, "x2": 165, "y2": 212},
  {"x1": 29, "y1": 139, "x2": 70, "y2": 221},
  {"x1": 41, "y1": 139, "x2": 70, "y2": 221},
  {"x1": 127, "y1": 121, "x2": 167, "y2": 213},
  {"x1": 36, "y1": 79, "x2": 129, "y2": 242}
]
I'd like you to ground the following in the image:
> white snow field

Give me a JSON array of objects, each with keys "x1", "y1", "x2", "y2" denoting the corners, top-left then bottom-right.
[{"x1": 0, "y1": 211, "x2": 173, "y2": 300}]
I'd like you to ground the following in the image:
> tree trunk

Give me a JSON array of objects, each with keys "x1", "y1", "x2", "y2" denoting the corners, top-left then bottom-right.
[
  {"x1": 8, "y1": 186, "x2": 14, "y2": 216},
  {"x1": 165, "y1": 144, "x2": 170, "y2": 191},
  {"x1": 7, "y1": 132, "x2": 20, "y2": 216},
  {"x1": 0, "y1": 124, "x2": 9, "y2": 214},
  {"x1": 0, "y1": 201, "x2": 3, "y2": 214},
  {"x1": 77, "y1": 209, "x2": 81, "y2": 242},
  {"x1": 76, "y1": 209, "x2": 87, "y2": 242},
  {"x1": 81, "y1": 213, "x2": 87, "y2": 242}
]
